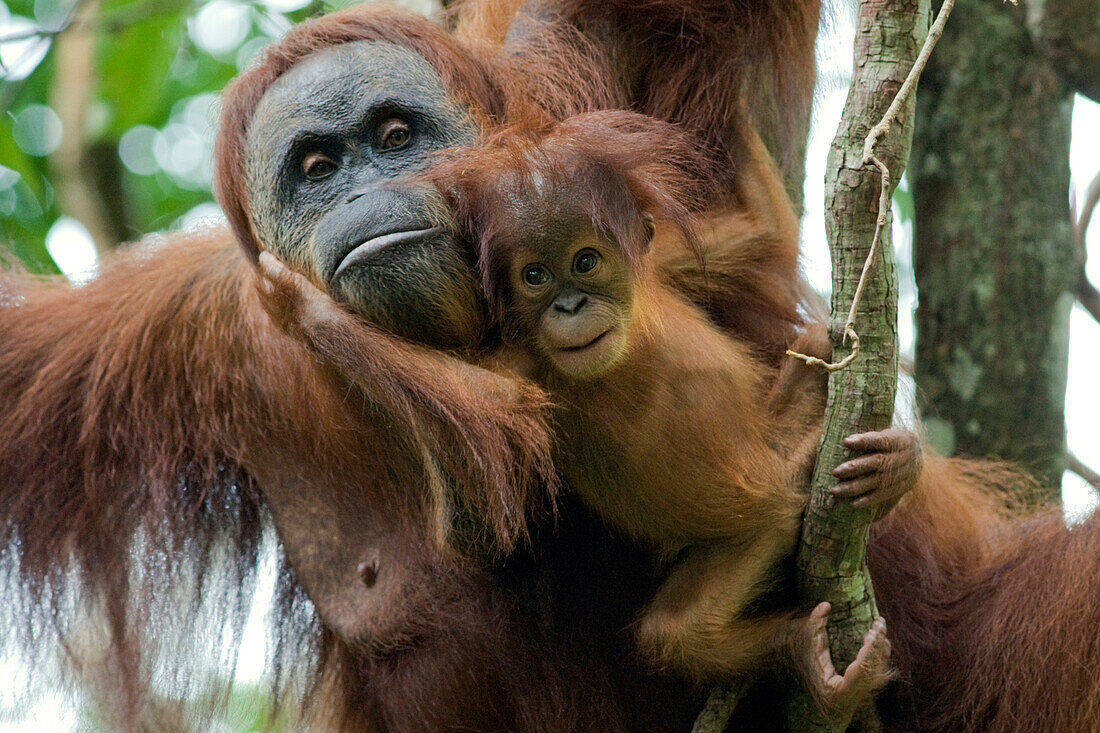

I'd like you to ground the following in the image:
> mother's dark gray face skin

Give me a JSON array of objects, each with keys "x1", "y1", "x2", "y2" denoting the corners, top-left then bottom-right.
[{"x1": 245, "y1": 41, "x2": 485, "y2": 347}]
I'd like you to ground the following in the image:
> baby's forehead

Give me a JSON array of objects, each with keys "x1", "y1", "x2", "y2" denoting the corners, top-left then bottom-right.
[
  {"x1": 497, "y1": 200, "x2": 594, "y2": 243},
  {"x1": 499, "y1": 221, "x2": 614, "y2": 268},
  {"x1": 493, "y1": 170, "x2": 590, "y2": 221},
  {"x1": 483, "y1": 158, "x2": 642, "y2": 252}
]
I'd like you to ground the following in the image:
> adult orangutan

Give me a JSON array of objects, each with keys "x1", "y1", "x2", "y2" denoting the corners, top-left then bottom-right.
[
  {"x1": 0, "y1": 2, "x2": 823, "y2": 729},
  {"x1": 3, "y1": 3, "x2": 1100, "y2": 733}
]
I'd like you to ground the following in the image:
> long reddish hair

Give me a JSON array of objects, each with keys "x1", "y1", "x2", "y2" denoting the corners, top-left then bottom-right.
[
  {"x1": 214, "y1": 4, "x2": 508, "y2": 263},
  {"x1": 423, "y1": 111, "x2": 718, "y2": 313}
]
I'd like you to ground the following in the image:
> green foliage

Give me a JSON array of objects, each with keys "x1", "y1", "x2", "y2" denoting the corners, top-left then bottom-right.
[
  {"x1": 893, "y1": 177, "x2": 914, "y2": 224},
  {"x1": 0, "y1": 0, "x2": 359, "y2": 271},
  {"x1": 97, "y1": 3, "x2": 192, "y2": 135},
  {"x1": 223, "y1": 682, "x2": 295, "y2": 732},
  {"x1": 1, "y1": 36, "x2": 57, "y2": 270},
  {"x1": 73, "y1": 680, "x2": 296, "y2": 732}
]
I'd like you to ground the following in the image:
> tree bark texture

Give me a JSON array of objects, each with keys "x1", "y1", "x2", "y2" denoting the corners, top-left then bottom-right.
[
  {"x1": 789, "y1": 0, "x2": 929, "y2": 729},
  {"x1": 1027, "y1": 0, "x2": 1100, "y2": 103},
  {"x1": 910, "y1": 0, "x2": 1076, "y2": 497}
]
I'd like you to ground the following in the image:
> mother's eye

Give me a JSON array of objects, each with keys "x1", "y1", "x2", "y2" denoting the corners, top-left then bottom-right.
[
  {"x1": 302, "y1": 151, "x2": 338, "y2": 181},
  {"x1": 377, "y1": 118, "x2": 412, "y2": 151}
]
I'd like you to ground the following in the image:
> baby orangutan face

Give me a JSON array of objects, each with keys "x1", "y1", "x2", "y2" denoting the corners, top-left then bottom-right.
[{"x1": 508, "y1": 225, "x2": 642, "y2": 379}]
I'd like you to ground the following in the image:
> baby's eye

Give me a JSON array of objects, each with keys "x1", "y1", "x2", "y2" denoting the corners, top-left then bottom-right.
[
  {"x1": 523, "y1": 264, "x2": 551, "y2": 287},
  {"x1": 573, "y1": 249, "x2": 600, "y2": 274}
]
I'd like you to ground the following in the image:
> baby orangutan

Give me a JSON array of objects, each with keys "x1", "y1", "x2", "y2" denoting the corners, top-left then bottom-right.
[{"x1": 433, "y1": 114, "x2": 920, "y2": 720}]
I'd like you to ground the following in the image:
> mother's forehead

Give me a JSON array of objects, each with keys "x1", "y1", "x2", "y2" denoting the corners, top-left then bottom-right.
[{"x1": 253, "y1": 40, "x2": 456, "y2": 124}]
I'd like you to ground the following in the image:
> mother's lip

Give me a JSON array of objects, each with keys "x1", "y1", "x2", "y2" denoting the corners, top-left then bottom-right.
[{"x1": 333, "y1": 226, "x2": 443, "y2": 280}]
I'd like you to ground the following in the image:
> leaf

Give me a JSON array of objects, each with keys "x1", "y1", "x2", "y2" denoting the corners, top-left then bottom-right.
[
  {"x1": 0, "y1": 113, "x2": 58, "y2": 271},
  {"x1": 892, "y1": 183, "x2": 915, "y2": 224},
  {"x1": 97, "y1": 8, "x2": 189, "y2": 135}
]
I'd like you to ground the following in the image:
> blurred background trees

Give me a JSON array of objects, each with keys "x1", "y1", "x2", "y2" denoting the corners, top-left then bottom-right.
[
  {"x1": 0, "y1": 0, "x2": 437, "y2": 272},
  {"x1": 802, "y1": 2, "x2": 1100, "y2": 512},
  {"x1": 911, "y1": 0, "x2": 1100, "y2": 497}
]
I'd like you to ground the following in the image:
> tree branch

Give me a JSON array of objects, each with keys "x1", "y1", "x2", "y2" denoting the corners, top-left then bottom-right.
[
  {"x1": 787, "y1": 0, "x2": 933, "y2": 728},
  {"x1": 694, "y1": 0, "x2": 935, "y2": 728},
  {"x1": 1076, "y1": 170, "x2": 1100, "y2": 251},
  {"x1": 1068, "y1": 452, "x2": 1100, "y2": 491},
  {"x1": 691, "y1": 680, "x2": 748, "y2": 733},
  {"x1": 48, "y1": 0, "x2": 122, "y2": 256},
  {"x1": 1074, "y1": 170, "x2": 1100, "y2": 323},
  {"x1": 1079, "y1": 275, "x2": 1100, "y2": 323},
  {"x1": 789, "y1": 0, "x2": 953, "y2": 374},
  {"x1": 1026, "y1": 0, "x2": 1100, "y2": 103}
]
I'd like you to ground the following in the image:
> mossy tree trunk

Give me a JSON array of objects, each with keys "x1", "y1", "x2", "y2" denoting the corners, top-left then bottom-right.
[
  {"x1": 909, "y1": 0, "x2": 1089, "y2": 497},
  {"x1": 788, "y1": 0, "x2": 930, "y2": 729},
  {"x1": 693, "y1": 0, "x2": 930, "y2": 723}
]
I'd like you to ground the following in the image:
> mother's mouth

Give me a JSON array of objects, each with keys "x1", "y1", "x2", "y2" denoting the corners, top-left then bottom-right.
[{"x1": 333, "y1": 226, "x2": 443, "y2": 280}]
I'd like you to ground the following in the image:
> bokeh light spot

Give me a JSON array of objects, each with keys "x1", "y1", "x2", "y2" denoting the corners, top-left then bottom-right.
[
  {"x1": 175, "y1": 201, "x2": 226, "y2": 231},
  {"x1": 33, "y1": 0, "x2": 73, "y2": 31},
  {"x1": 261, "y1": 0, "x2": 310, "y2": 13},
  {"x1": 118, "y1": 125, "x2": 161, "y2": 176},
  {"x1": 0, "y1": 15, "x2": 50, "y2": 81},
  {"x1": 235, "y1": 36, "x2": 269, "y2": 70},
  {"x1": 188, "y1": 0, "x2": 250, "y2": 57},
  {"x1": 12, "y1": 104, "x2": 63, "y2": 157},
  {"x1": 0, "y1": 165, "x2": 21, "y2": 190},
  {"x1": 45, "y1": 216, "x2": 97, "y2": 284}
]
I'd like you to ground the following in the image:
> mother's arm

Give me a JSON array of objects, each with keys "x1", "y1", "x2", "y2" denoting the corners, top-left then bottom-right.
[{"x1": 0, "y1": 227, "x2": 550, "y2": 684}]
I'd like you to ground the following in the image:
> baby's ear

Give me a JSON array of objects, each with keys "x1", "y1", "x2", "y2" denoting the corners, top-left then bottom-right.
[{"x1": 641, "y1": 213, "x2": 656, "y2": 251}]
